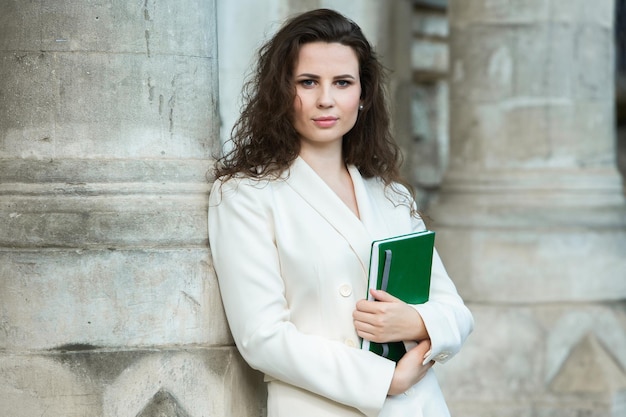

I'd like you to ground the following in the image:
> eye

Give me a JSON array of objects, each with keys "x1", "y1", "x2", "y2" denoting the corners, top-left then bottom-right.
[
  {"x1": 335, "y1": 79, "x2": 353, "y2": 87},
  {"x1": 298, "y1": 79, "x2": 316, "y2": 88}
]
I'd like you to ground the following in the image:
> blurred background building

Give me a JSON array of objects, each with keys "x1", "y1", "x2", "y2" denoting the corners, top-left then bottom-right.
[{"x1": 1, "y1": 0, "x2": 625, "y2": 416}]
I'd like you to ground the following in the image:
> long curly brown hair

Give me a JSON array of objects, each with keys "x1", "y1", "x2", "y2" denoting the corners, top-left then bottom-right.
[{"x1": 213, "y1": 8, "x2": 414, "y2": 202}]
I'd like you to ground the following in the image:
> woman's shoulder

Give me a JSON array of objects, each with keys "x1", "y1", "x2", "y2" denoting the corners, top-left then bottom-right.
[
  {"x1": 212, "y1": 173, "x2": 269, "y2": 188},
  {"x1": 361, "y1": 175, "x2": 413, "y2": 206},
  {"x1": 209, "y1": 173, "x2": 284, "y2": 205}
]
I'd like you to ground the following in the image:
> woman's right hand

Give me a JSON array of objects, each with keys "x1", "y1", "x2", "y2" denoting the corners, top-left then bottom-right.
[{"x1": 387, "y1": 339, "x2": 433, "y2": 396}]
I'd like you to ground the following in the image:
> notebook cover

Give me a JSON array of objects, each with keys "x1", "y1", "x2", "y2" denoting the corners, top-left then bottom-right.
[{"x1": 361, "y1": 230, "x2": 435, "y2": 362}]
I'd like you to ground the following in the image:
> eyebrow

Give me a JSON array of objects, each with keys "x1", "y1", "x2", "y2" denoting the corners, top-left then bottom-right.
[{"x1": 295, "y1": 73, "x2": 357, "y2": 80}]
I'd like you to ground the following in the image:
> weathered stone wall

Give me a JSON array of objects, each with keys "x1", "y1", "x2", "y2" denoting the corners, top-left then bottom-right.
[
  {"x1": 3, "y1": 0, "x2": 625, "y2": 416},
  {"x1": 0, "y1": 1, "x2": 264, "y2": 415},
  {"x1": 431, "y1": 1, "x2": 626, "y2": 415},
  {"x1": 404, "y1": 0, "x2": 450, "y2": 209}
]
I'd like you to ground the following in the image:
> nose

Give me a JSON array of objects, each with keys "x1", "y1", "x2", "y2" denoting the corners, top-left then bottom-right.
[{"x1": 316, "y1": 84, "x2": 334, "y2": 108}]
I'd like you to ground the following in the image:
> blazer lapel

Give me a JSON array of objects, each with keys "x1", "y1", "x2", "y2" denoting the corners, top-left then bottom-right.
[
  {"x1": 285, "y1": 157, "x2": 373, "y2": 273},
  {"x1": 348, "y1": 165, "x2": 391, "y2": 242}
]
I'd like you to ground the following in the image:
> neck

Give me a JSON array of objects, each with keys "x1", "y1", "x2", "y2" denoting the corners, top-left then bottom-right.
[
  {"x1": 298, "y1": 143, "x2": 360, "y2": 219},
  {"x1": 299, "y1": 144, "x2": 346, "y2": 180}
]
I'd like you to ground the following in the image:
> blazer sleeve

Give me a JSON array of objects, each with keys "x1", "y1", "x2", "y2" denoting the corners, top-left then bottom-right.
[
  {"x1": 208, "y1": 178, "x2": 395, "y2": 417},
  {"x1": 409, "y1": 216, "x2": 474, "y2": 365}
]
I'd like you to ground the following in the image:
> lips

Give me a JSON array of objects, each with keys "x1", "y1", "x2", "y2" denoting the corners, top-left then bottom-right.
[{"x1": 312, "y1": 116, "x2": 338, "y2": 128}]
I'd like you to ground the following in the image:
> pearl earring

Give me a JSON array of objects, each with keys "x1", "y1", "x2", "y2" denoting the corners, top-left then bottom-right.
[{"x1": 359, "y1": 104, "x2": 364, "y2": 110}]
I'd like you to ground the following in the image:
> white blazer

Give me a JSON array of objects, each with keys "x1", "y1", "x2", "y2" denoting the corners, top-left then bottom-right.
[{"x1": 208, "y1": 157, "x2": 473, "y2": 417}]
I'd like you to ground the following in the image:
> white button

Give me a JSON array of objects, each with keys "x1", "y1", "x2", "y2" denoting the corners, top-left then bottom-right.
[
  {"x1": 434, "y1": 352, "x2": 449, "y2": 361},
  {"x1": 403, "y1": 387, "x2": 415, "y2": 396},
  {"x1": 344, "y1": 339, "x2": 357, "y2": 348},
  {"x1": 339, "y1": 284, "x2": 352, "y2": 297}
]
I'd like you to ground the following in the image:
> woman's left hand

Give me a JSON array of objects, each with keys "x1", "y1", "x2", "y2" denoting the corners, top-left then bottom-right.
[{"x1": 353, "y1": 289, "x2": 428, "y2": 343}]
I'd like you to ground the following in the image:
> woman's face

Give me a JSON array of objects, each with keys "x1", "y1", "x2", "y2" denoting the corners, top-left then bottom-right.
[{"x1": 292, "y1": 42, "x2": 362, "y2": 153}]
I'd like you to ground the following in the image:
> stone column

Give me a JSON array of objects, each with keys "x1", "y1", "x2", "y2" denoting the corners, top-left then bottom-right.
[
  {"x1": 0, "y1": 1, "x2": 264, "y2": 416},
  {"x1": 404, "y1": 0, "x2": 450, "y2": 209},
  {"x1": 431, "y1": 1, "x2": 626, "y2": 415}
]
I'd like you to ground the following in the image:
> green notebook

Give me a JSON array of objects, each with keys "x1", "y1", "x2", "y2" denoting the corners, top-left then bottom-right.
[{"x1": 361, "y1": 230, "x2": 435, "y2": 362}]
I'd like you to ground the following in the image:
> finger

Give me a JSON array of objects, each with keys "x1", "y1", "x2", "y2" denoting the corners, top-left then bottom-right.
[
  {"x1": 355, "y1": 323, "x2": 384, "y2": 341},
  {"x1": 356, "y1": 329, "x2": 378, "y2": 341},
  {"x1": 420, "y1": 338, "x2": 432, "y2": 351},
  {"x1": 413, "y1": 339, "x2": 432, "y2": 356},
  {"x1": 369, "y1": 289, "x2": 402, "y2": 303},
  {"x1": 397, "y1": 343, "x2": 426, "y2": 367},
  {"x1": 416, "y1": 340, "x2": 434, "y2": 364},
  {"x1": 354, "y1": 321, "x2": 386, "y2": 341},
  {"x1": 352, "y1": 309, "x2": 378, "y2": 324},
  {"x1": 419, "y1": 360, "x2": 435, "y2": 378},
  {"x1": 353, "y1": 319, "x2": 376, "y2": 334},
  {"x1": 355, "y1": 299, "x2": 383, "y2": 314},
  {"x1": 355, "y1": 299, "x2": 375, "y2": 312}
]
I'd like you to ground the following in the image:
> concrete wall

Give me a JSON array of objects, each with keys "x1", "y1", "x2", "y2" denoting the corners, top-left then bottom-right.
[
  {"x1": 2, "y1": 0, "x2": 625, "y2": 416},
  {"x1": 0, "y1": 1, "x2": 264, "y2": 415},
  {"x1": 264, "y1": 0, "x2": 625, "y2": 415},
  {"x1": 433, "y1": 1, "x2": 626, "y2": 416}
]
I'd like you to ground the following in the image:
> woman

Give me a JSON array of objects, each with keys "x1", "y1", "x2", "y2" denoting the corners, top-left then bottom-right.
[{"x1": 208, "y1": 8, "x2": 473, "y2": 417}]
